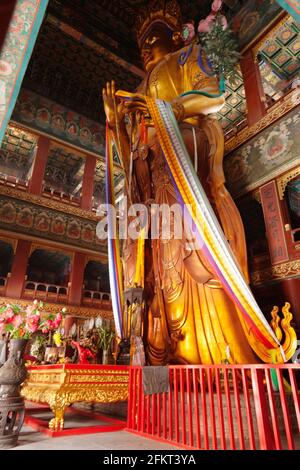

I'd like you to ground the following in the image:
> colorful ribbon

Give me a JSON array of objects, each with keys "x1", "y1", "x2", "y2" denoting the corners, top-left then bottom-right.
[
  {"x1": 105, "y1": 122, "x2": 123, "y2": 338},
  {"x1": 146, "y1": 97, "x2": 286, "y2": 363}
]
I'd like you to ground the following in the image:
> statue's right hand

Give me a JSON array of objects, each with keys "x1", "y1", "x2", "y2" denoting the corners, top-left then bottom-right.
[{"x1": 102, "y1": 80, "x2": 125, "y2": 128}]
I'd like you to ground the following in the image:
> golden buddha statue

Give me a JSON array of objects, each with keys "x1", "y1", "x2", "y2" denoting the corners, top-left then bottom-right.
[{"x1": 102, "y1": 1, "x2": 295, "y2": 365}]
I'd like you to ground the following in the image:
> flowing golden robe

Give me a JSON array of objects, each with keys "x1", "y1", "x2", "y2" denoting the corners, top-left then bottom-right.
[{"x1": 123, "y1": 44, "x2": 257, "y2": 364}]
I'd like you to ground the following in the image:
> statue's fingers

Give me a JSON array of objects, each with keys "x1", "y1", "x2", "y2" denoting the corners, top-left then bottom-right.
[
  {"x1": 106, "y1": 81, "x2": 111, "y2": 96},
  {"x1": 111, "y1": 80, "x2": 116, "y2": 96},
  {"x1": 124, "y1": 101, "x2": 148, "y2": 111}
]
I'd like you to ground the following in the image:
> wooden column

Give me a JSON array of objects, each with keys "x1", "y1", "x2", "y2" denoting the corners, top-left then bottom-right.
[
  {"x1": 240, "y1": 50, "x2": 267, "y2": 126},
  {"x1": 260, "y1": 181, "x2": 289, "y2": 265},
  {"x1": 81, "y1": 155, "x2": 97, "y2": 210},
  {"x1": 6, "y1": 239, "x2": 31, "y2": 298},
  {"x1": 68, "y1": 252, "x2": 86, "y2": 305},
  {"x1": 28, "y1": 135, "x2": 50, "y2": 195}
]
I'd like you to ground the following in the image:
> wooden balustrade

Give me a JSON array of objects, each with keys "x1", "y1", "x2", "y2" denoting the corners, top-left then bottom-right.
[
  {"x1": 0, "y1": 174, "x2": 28, "y2": 191},
  {"x1": 42, "y1": 184, "x2": 81, "y2": 206},
  {"x1": 23, "y1": 281, "x2": 69, "y2": 303},
  {"x1": 127, "y1": 364, "x2": 300, "y2": 450},
  {"x1": 82, "y1": 289, "x2": 111, "y2": 308}
]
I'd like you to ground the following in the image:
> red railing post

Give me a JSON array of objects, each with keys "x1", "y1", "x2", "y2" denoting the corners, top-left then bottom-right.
[
  {"x1": 199, "y1": 367, "x2": 209, "y2": 450},
  {"x1": 174, "y1": 368, "x2": 179, "y2": 444},
  {"x1": 207, "y1": 367, "x2": 217, "y2": 449},
  {"x1": 180, "y1": 368, "x2": 186, "y2": 445},
  {"x1": 264, "y1": 368, "x2": 282, "y2": 450},
  {"x1": 169, "y1": 368, "x2": 173, "y2": 442},
  {"x1": 186, "y1": 368, "x2": 193, "y2": 448},
  {"x1": 131, "y1": 366, "x2": 137, "y2": 430},
  {"x1": 251, "y1": 368, "x2": 275, "y2": 450},
  {"x1": 241, "y1": 369, "x2": 256, "y2": 450},
  {"x1": 232, "y1": 369, "x2": 245, "y2": 450},
  {"x1": 127, "y1": 367, "x2": 133, "y2": 429},
  {"x1": 215, "y1": 367, "x2": 226, "y2": 450},
  {"x1": 137, "y1": 368, "x2": 143, "y2": 432},
  {"x1": 288, "y1": 368, "x2": 300, "y2": 434},
  {"x1": 193, "y1": 368, "x2": 201, "y2": 449},
  {"x1": 276, "y1": 368, "x2": 295, "y2": 450},
  {"x1": 224, "y1": 367, "x2": 235, "y2": 449}
]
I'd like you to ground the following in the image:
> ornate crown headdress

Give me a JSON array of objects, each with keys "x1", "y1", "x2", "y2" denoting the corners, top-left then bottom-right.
[{"x1": 136, "y1": 0, "x2": 182, "y2": 47}]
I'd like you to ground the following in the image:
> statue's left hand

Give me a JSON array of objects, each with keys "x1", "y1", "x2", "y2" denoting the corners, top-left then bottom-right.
[{"x1": 116, "y1": 91, "x2": 149, "y2": 114}]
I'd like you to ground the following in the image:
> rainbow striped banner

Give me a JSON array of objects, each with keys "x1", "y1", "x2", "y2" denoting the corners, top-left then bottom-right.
[{"x1": 105, "y1": 123, "x2": 123, "y2": 338}]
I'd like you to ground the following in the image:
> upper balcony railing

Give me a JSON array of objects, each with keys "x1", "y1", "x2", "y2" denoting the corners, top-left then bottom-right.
[
  {"x1": 42, "y1": 183, "x2": 81, "y2": 207},
  {"x1": 82, "y1": 289, "x2": 111, "y2": 308},
  {"x1": 0, "y1": 174, "x2": 28, "y2": 191},
  {"x1": 23, "y1": 281, "x2": 69, "y2": 303}
]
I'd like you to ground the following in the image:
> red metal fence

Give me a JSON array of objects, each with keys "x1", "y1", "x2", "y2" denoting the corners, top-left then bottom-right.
[{"x1": 127, "y1": 364, "x2": 300, "y2": 450}]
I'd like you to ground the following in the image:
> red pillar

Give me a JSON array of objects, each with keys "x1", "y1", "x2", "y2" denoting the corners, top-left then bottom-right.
[
  {"x1": 68, "y1": 252, "x2": 86, "y2": 305},
  {"x1": 81, "y1": 155, "x2": 97, "y2": 210},
  {"x1": 6, "y1": 239, "x2": 31, "y2": 299},
  {"x1": 260, "y1": 181, "x2": 289, "y2": 265},
  {"x1": 28, "y1": 135, "x2": 50, "y2": 195},
  {"x1": 240, "y1": 50, "x2": 267, "y2": 126}
]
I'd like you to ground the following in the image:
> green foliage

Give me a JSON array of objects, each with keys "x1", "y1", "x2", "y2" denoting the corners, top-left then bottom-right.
[
  {"x1": 198, "y1": 14, "x2": 241, "y2": 84},
  {"x1": 97, "y1": 325, "x2": 115, "y2": 351}
]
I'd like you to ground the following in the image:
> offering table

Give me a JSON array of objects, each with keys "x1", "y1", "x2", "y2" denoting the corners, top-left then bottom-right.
[{"x1": 21, "y1": 364, "x2": 129, "y2": 431}]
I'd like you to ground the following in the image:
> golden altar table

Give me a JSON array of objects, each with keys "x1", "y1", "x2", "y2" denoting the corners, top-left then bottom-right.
[{"x1": 21, "y1": 364, "x2": 129, "y2": 431}]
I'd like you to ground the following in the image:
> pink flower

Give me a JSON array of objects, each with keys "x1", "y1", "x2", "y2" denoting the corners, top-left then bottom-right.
[
  {"x1": 212, "y1": 0, "x2": 222, "y2": 12},
  {"x1": 46, "y1": 319, "x2": 55, "y2": 330},
  {"x1": 4, "y1": 308, "x2": 14, "y2": 319},
  {"x1": 26, "y1": 314, "x2": 40, "y2": 333},
  {"x1": 52, "y1": 312, "x2": 63, "y2": 329},
  {"x1": 11, "y1": 314, "x2": 23, "y2": 329}
]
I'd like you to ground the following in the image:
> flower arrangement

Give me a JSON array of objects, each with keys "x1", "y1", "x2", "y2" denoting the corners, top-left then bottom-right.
[
  {"x1": 197, "y1": 1, "x2": 240, "y2": 86},
  {"x1": 0, "y1": 300, "x2": 65, "y2": 340}
]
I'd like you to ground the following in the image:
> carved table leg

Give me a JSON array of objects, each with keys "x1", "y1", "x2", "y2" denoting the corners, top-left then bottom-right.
[{"x1": 49, "y1": 395, "x2": 69, "y2": 431}]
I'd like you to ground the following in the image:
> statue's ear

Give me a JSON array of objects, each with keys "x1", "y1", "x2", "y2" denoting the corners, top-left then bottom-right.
[{"x1": 172, "y1": 30, "x2": 183, "y2": 49}]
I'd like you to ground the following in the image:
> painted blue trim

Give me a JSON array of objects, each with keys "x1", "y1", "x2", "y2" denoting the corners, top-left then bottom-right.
[
  {"x1": 178, "y1": 45, "x2": 193, "y2": 66},
  {"x1": 197, "y1": 48, "x2": 214, "y2": 77},
  {"x1": 275, "y1": 0, "x2": 300, "y2": 24},
  {"x1": 0, "y1": 1, "x2": 49, "y2": 144}
]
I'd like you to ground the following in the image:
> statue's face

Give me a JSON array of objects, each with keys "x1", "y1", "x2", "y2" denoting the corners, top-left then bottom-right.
[{"x1": 140, "y1": 24, "x2": 174, "y2": 72}]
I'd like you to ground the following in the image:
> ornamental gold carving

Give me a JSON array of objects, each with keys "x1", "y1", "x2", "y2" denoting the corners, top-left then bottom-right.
[
  {"x1": 22, "y1": 365, "x2": 129, "y2": 430},
  {"x1": 251, "y1": 260, "x2": 300, "y2": 285},
  {"x1": 69, "y1": 374, "x2": 129, "y2": 383},
  {"x1": 277, "y1": 167, "x2": 300, "y2": 200},
  {"x1": 0, "y1": 297, "x2": 113, "y2": 319}
]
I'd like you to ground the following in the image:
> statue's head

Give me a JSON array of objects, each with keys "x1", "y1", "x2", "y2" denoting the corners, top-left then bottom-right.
[{"x1": 136, "y1": 0, "x2": 183, "y2": 72}]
